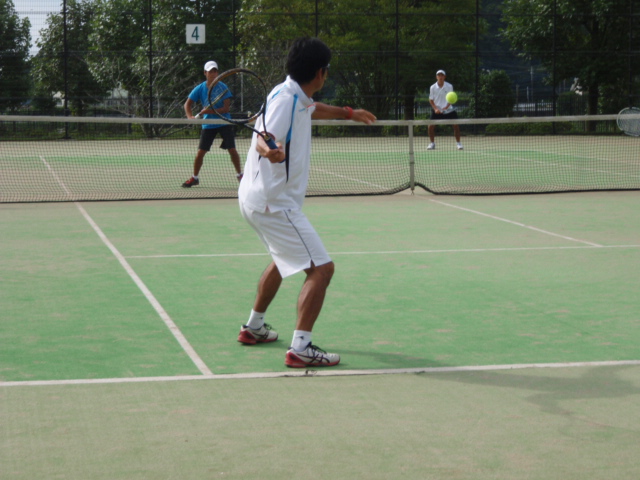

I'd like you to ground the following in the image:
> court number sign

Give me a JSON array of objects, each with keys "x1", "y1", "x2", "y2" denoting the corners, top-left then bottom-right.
[{"x1": 186, "y1": 24, "x2": 205, "y2": 44}]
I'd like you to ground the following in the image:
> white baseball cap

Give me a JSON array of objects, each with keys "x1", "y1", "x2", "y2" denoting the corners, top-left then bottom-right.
[
  {"x1": 204, "y1": 61, "x2": 218, "y2": 71},
  {"x1": 436, "y1": 69, "x2": 446, "y2": 75}
]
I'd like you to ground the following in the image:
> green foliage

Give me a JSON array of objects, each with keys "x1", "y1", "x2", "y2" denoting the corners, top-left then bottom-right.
[
  {"x1": 502, "y1": 0, "x2": 635, "y2": 115},
  {"x1": 30, "y1": 91, "x2": 58, "y2": 114},
  {"x1": 484, "y1": 119, "x2": 618, "y2": 135},
  {"x1": 32, "y1": 0, "x2": 109, "y2": 116},
  {"x1": 598, "y1": 82, "x2": 633, "y2": 114},
  {"x1": 485, "y1": 121, "x2": 572, "y2": 135},
  {"x1": 88, "y1": 0, "x2": 237, "y2": 120},
  {"x1": 236, "y1": 0, "x2": 477, "y2": 119},
  {"x1": 31, "y1": 0, "x2": 238, "y2": 126},
  {"x1": 0, "y1": 0, "x2": 31, "y2": 112},
  {"x1": 466, "y1": 69, "x2": 515, "y2": 118}
]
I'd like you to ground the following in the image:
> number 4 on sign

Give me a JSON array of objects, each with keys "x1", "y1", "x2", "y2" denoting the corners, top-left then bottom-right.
[{"x1": 186, "y1": 24, "x2": 205, "y2": 44}]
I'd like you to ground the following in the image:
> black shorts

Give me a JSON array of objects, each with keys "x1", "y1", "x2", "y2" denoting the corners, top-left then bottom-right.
[
  {"x1": 198, "y1": 125, "x2": 236, "y2": 151},
  {"x1": 430, "y1": 110, "x2": 459, "y2": 120}
]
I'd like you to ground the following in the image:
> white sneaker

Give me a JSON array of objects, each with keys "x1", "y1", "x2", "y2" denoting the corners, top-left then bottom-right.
[
  {"x1": 427, "y1": 142, "x2": 435, "y2": 150},
  {"x1": 237, "y1": 323, "x2": 278, "y2": 344},
  {"x1": 285, "y1": 343, "x2": 340, "y2": 368},
  {"x1": 457, "y1": 143, "x2": 464, "y2": 150}
]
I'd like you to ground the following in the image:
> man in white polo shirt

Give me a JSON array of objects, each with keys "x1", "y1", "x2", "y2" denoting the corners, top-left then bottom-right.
[
  {"x1": 237, "y1": 37, "x2": 376, "y2": 368},
  {"x1": 428, "y1": 69, "x2": 463, "y2": 150}
]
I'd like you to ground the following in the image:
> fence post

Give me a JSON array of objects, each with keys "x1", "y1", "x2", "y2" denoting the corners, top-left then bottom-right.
[
  {"x1": 62, "y1": 0, "x2": 70, "y2": 138},
  {"x1": 148, "y1": 0, "x2": 153, "y2": 118},
  {"x1": 409, "y1": 122, "x2": 415, "y2": 193}
]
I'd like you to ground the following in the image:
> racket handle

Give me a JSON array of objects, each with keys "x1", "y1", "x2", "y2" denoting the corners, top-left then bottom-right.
[
  {"x1": 262, "y1": 133, "x2": 278, "y2": 150},
  {"x1": 194, "y1": 113, "x2": 201, "y2": 119}
]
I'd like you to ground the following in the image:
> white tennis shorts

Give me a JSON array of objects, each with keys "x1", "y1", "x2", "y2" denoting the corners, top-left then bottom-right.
[{"x1": 240, "y1": 203, "x2": 332, "y2": 278}]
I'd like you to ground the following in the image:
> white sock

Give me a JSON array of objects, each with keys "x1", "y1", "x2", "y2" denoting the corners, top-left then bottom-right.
[
  {"x1": 291, "y1": 330, "x2": 312, "y2": 352},
  {"x1": 193, "y1": 175, "x2": 199, "y2": 180},
  {"x1": 246, "y1": 310, "x2": 265, "y2": 330}
]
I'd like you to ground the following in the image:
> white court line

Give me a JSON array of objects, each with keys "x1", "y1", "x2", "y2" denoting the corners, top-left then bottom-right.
[
  {"x1": 311, "y1": 164, "x2": 602, "y2": 247},
  {"x1": 311, "y1": 166, "x2": 389, "y2": 189},
  {"x1": 475, "y1": 149, "x2": 640, "y2": 179},
  {"x1": 124, "y1": 244, "x2": 640, "y2": 259},
  {"x1": 127, "y1": 252, "x2": 270, "y2": 259},
  {"x1": 3, "y1": 360, "x2": 640, "y2": 387},
  {"x1": 426, "y1": 198, "x2": 603, "y2": 247},
  {"x1": 38, "y1": 156, "x2": 213, "y2": 376}
]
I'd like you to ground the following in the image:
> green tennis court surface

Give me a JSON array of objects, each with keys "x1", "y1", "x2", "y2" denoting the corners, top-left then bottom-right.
[
  {"x1": 2, "y1": 192, "x2": 639, "y2": 379},
  {"x1": 2, "y1": 192, "x2": 639, "y2": 479}
]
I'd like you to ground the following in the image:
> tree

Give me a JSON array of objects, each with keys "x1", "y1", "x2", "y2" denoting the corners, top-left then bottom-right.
[
  {"x1": 88, "y1": 0, "x2": 238, "y2": 125},
  {"x1": 235, "y1": 0, "x2": 314, "y2": 87},
  {"x1": 32, "y1": 0, "x2": 109, "y2": 116},
  {"x1": 502, "y1": 0, "x2": 636, "y2": 116},
  {"x1": 466, "y1": 69, "x2": 515, "y2": 118},
  {"x1": 0, "y1": 0, "x2": 31, "y2": 112},
  {"x1": 236, "y1": 0, "x2": 477, "y2": 120}
]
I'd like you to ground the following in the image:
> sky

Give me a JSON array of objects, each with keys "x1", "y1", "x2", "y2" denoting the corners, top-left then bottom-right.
[{"x1": 14, "y1": 0, "x2": 61, "y2": 55}]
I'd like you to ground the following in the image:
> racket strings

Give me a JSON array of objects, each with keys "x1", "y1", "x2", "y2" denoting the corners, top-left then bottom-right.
[
  {"x1": 618, "y1": 108, "x2": 640, "y2": 137},
  {"x1": 213, "y1": 72, "x2": 266, "y2": 122}
]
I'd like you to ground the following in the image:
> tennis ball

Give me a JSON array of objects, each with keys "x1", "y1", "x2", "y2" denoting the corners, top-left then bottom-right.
[{"x1": 446, "y1": 92, "x2": 458, "y2": 104}]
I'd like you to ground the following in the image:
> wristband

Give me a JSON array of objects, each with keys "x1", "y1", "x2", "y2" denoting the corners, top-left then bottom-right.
[{"x1": 343, "y1": 106, "x2": 353, "y2": 120}]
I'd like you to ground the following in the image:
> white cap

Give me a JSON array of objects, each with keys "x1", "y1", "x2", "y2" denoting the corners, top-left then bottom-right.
[
  {"x1": 436, "y1": 69, "x2": 446, "y2": 75},
  {"x1": 204, "y1": 61, "x2": 218, "y2": 71}
]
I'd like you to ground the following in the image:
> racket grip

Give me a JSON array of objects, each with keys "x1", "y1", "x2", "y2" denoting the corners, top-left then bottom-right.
[
  {"x1": 263, "y1": 134, "x2": 278, "y2": 150},
  {"x1": 194, "y1": 113, "x2": 201, "y2": 119}
]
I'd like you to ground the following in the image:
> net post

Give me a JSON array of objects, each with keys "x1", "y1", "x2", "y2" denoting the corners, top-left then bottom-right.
[{"x1": 408, "y1": 121, "x2": 415, "y2": 193}]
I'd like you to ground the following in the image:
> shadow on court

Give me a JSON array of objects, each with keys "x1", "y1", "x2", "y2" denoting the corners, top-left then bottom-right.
[{"x1": 421, "y1": 364, "x2": 640, "y2": 418}]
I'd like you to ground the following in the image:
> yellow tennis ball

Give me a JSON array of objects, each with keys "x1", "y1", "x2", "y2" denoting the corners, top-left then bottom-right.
[{"x1": 446, "y1": 92, "x2": 458, "y2": 104}]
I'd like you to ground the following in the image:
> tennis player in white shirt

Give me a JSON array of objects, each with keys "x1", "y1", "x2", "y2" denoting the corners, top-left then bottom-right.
[
  {"x1": 237, "y1": 37, "x2": 377, "y2": 368},
  {"x1": 428, "y1": 69, "x2": 463, "y2": 150}
]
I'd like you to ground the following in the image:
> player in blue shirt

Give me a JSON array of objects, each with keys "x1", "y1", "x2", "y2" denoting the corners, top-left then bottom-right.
[{"x1": 183, "y1": 61, "x2": 242, "y2": 187}]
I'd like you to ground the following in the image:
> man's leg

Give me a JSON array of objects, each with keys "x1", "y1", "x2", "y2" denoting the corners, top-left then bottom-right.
[
  {"x1": 220, "y1": 126, "x2": 242, "y2": 178},
  {"x1": 228, "y1": 148, "x2": 242, "y2": 175},
  {"x1": 193, "y1": 149, "x2": 206, "y2": 176},
  {"x1": 238, "y1": 262, "x2": 282, "y2": 345},
  {"x1": 249, "y1": 260, "x2": 336, "y2": 327},
  {"x1": 428, "y1": 125, "x2": 436, "y2": 143},
  {"x1": 453, "y1": 125, "x2": 461, "y2": 143},
  {"x1": 295, "y1": 261, "x2": 335, "y2": 332},
  {"x1": 182, "y1": 149, "x2": 207, "y2": 187},
  {"x1": 253, "y1": 261, "x2": 282, "y2": 313},
  {"x1": 285, "y1": 261, "x2": 339, "y2": 367}
]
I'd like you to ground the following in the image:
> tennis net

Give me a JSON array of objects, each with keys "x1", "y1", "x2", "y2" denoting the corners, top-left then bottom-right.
[{"x1": 1, "y1": 114, "x2": 638, "y2": 202}]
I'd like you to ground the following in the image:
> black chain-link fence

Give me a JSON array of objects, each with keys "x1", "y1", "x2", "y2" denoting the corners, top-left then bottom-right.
[{"x1": 5, "y1": 0, "x2": 640, "y2": 121}]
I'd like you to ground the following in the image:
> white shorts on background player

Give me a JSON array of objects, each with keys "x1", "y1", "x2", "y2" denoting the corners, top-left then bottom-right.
[{"x1": 238, "y1": 76, "x2": 331, "y2": 278}]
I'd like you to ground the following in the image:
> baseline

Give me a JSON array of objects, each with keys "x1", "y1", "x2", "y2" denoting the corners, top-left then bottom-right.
[{"x1": 2, "y1": 360, "x2": 640, "y2": 388}]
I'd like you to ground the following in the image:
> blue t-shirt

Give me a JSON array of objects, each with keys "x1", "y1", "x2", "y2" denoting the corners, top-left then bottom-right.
[{"x1": 189, "y1": 81, "x2": 232, "y2": 129}]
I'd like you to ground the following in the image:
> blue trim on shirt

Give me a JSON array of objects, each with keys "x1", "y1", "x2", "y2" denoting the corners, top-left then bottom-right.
[
  {"x1": 189, "y1": 81, "x2": 232, "y2": 129},
  {"x1": 281, "y1": 94, "x2": 298, "y2": 182}
]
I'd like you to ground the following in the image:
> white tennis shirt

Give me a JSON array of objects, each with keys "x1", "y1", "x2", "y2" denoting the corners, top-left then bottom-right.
[
  {"x1": 238, "y1": 76, "x2": 316, "y2": 213},
  {"x1": 429, "y1": 81, "x2": 454, "y2": 110}
]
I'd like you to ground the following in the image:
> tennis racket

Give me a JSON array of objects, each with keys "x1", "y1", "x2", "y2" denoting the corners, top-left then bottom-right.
[
  {"x1": 617, "y1": 107, "x2": 640, "y2": 137},
  {"x1": 194, "y1": 68, "x2": 278, "y2": 149}
]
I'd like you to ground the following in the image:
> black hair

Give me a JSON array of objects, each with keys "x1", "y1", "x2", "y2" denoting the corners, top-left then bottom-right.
[{"x1": 286, "y1": 37, "x2": 332, "y2": 85}]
